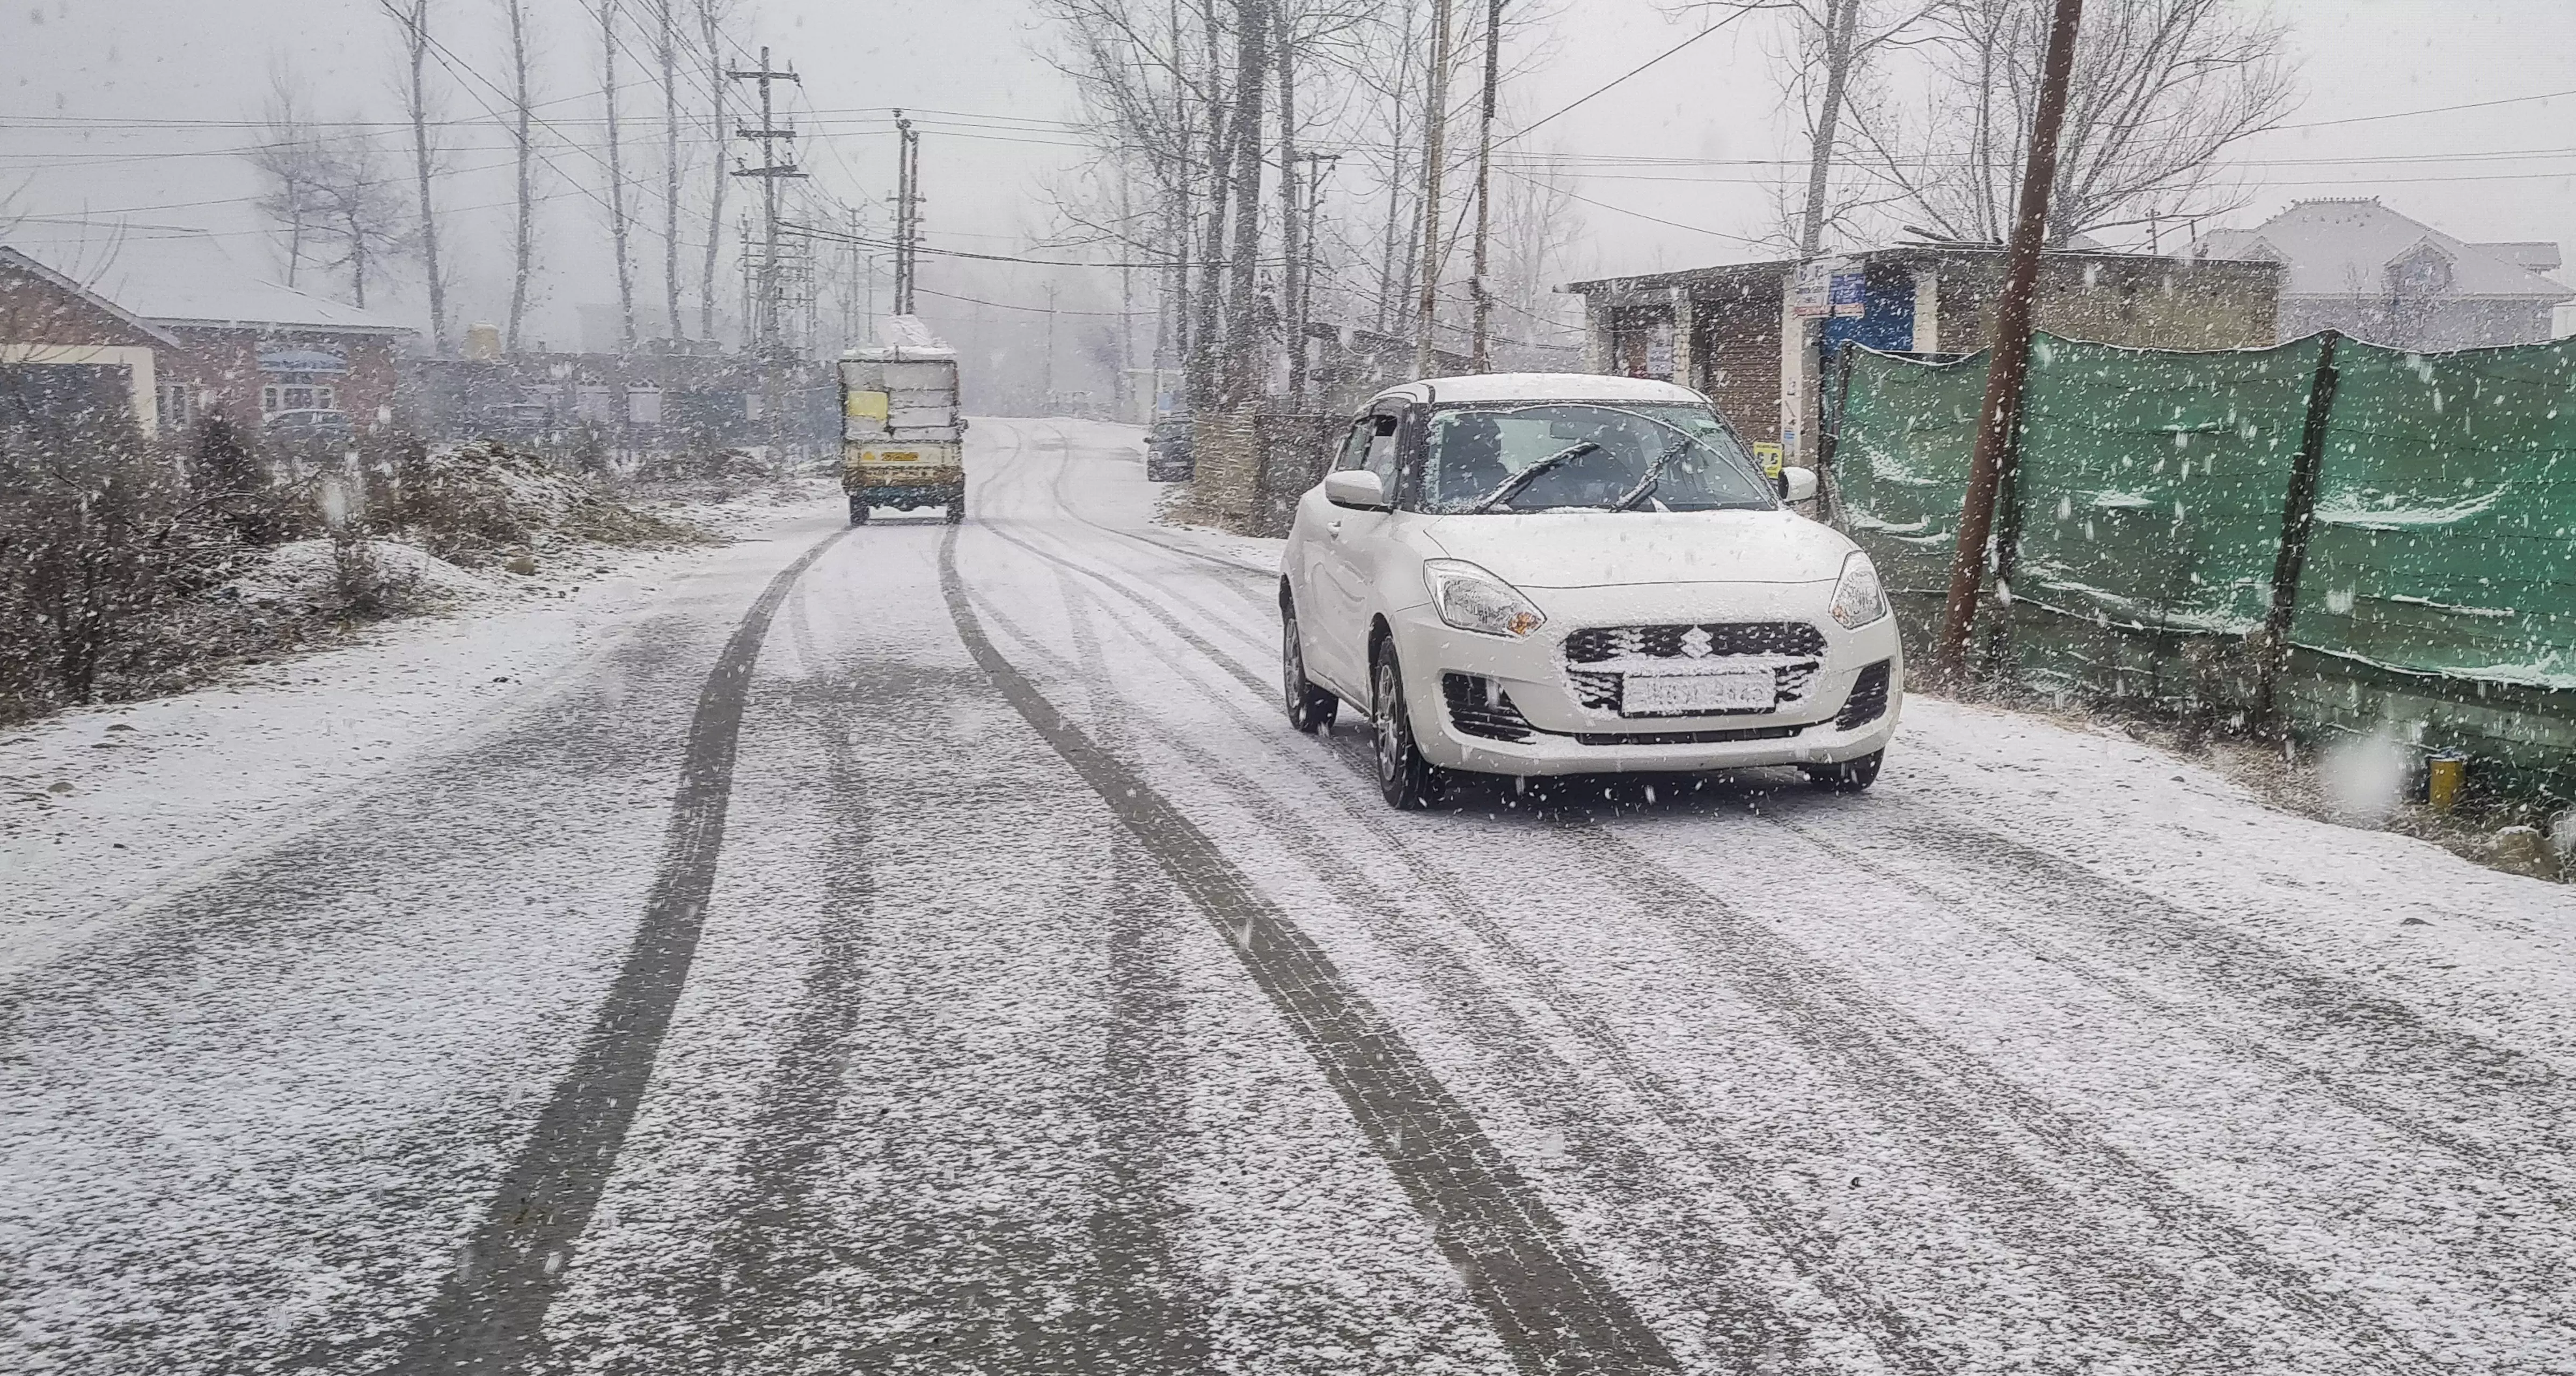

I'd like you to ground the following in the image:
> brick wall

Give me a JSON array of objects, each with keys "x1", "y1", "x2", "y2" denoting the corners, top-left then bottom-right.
[{"x1": 1174, "y1": 408, "x2": 1341, "y2": 537}]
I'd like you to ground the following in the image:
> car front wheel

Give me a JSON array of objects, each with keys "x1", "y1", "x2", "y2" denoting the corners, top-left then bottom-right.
[
  {"x1": 1280, "y1": 596, "x2": 1338, "y2": 733},
  {"x1": 1802, "y1": 749, "x2": 1883, "y2": 792},
  {"x1": 1371, "y1": 641, "x2": 1444, "y2": 809}
]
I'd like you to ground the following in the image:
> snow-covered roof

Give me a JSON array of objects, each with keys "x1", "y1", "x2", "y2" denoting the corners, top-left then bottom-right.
[
  {"x1": 0, "y1": 245, "x2": 185, "y2": 348},
  {"x1": 1380, "y1": 373, "x2": 1707, "y2": 406},
  {"x1": 29, "y1": 235, "x2": 416, "y2": 336},
  {"x1": 2201, "y1": 201, "x2": 2573, "y2": 302}
]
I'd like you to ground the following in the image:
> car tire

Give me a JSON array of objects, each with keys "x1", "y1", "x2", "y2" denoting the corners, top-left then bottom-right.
[
  {"x1": 1802, "y1": 749, "x2": 1883, "y2": 792},
  {"x1": 848, "y1": 497, "x2": 870, "y2": 526},
  {"x1": 1371, "y1": 640, "x2": 1444, "y2": 809},
  {"x1": 1280, "y1": 596, "x2": 1338, "y2": 733}
]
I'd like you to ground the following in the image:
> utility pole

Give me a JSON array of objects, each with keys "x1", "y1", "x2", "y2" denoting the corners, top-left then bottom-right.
[
  {"x1": 1414, "y1": 0, "x2": 1456, "y2": 379},
  {"x1": 845, "y1": 203, "x2": 863, "y2": 352},
  {"x1": 1469, "y1": 0, "x2": 1503, "y2": 373},
  {"x1": 1934, "y1": 0, "x2": 2084, "y2": 683},
  {"x1": 890, "y1": 110, "x2": 922, "y2": 316},
  {"x1": 727, "y1": 45, "x2": 806, "y2": 356},
  {"x1": 1043, "y1": 281, "x2": 1059, "y2": 411},
  {"x1": 1289, "y1": 152, "x2": 1338, "y2": 414}
]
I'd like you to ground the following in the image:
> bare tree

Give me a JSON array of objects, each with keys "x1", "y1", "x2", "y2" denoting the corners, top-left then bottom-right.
[
  {"x1": 1490, "y1": 147, "x2": 1587, "y2": 358},
  {"x1": 656, "y1": 0, "x2": 685, "y2": 340},
  {"x1": 1221, "y1": 0, "x2": 1270, "y2": 405},
  {"x1": 501, "y1": 0, "x2": 538, "y2": 351},
  {"x1": 1848, "y1": 0, "x2": 2297, "y2": 246},
  {"x1": 592, "y1": 0, "x2": 638, "y2": 350},
  {"x1": 314, "y1": 130, "x2": 412, "y2": 310},
  {"x1": 694, "y1": 0, "x2": 736, "y2": 341},
  {"x1": 391, "y1": 0, "x2": 449, "y2": 353},
  {"x1": 1674, "y1": 2, "x2": 1936, "y2": 256},
  {"x1": 247, "y1": 67, "x2": 331, "y2": 288}
]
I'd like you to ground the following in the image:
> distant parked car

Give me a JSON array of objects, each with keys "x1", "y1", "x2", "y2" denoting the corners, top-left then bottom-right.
[
  {"x1": 264, "y1": 408, "x2": 355, "y2": 440},
  {"x1": 1145, "y1": 414, "x2": 1194, "y2": 482}
]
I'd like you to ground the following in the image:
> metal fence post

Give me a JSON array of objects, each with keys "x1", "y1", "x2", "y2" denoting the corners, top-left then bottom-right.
[{"x1": 2256, "y1": 330, "x2": 2340, "y2": 737}]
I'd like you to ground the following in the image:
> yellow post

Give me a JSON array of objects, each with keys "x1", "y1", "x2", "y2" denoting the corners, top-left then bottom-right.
[{"x1": 2427, "y1": 753, "x2": 2467, "y2": 813}]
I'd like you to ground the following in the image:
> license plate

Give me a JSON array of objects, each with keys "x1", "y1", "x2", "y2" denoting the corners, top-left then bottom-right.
[
  {"x1": 875, "y1": 450, "x2": 920, "y2": 463},
  {"x1": 1622, "y1": 668, "x2": 1774, "y2": 713}
]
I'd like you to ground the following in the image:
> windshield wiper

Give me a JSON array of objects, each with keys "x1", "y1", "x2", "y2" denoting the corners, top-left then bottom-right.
[
  {"x1": 1474, "y1": 441, "x2": 1598, "y2": 511},
  {"x1": 1608, "y1": 437, "x2": 1696, "y2": 511}
]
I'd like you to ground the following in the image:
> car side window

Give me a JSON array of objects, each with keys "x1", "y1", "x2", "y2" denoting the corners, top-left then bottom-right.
[
  {"x1": 1363, "y1": 412, "x2": 1401, "y2": 485},
  {"x1": 1331, "y1": 418, "x2": 1373, "y2": 472}
]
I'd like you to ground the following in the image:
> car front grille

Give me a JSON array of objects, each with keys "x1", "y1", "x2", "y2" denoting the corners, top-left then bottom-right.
[
  {"x1": 1441, "y1": 672, "x2": 1535, "y2": 742},
  {"x1": 1563, "y1": 621, "x2": 1827, "y2": 663},
  {"x1": 1835, "y1": 659, "x2": 1893, "y2": 729},
  {"x1": 1562, "y1": 620, "x2": 1827, "y2": 718}
]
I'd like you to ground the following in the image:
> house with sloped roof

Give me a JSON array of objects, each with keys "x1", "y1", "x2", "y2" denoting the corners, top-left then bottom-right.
[
  {"x1": 1, "y1": 245, "x2": 187, "y2": 437},
  {"x1": 32, "y1": 235, "x2": 416, "y2": 438},
  {"x1": 2201, "y1": 200, "x2": 2573, "y2": 350}
]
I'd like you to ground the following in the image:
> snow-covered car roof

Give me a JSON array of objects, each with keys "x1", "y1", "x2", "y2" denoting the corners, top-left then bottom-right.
[{"x1": 1370, "y1": 372, "x2": 1710, "y2": 408}]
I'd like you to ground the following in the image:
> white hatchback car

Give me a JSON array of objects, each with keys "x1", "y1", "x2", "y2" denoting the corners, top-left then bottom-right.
[{"x1": 1278, "y1": 373, "x2": 1903, "y2": 808}]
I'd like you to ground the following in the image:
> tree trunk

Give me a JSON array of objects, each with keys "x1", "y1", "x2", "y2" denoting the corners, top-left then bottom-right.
[
  {"x1": 1185, "y1": 0, "x2": 1232, "y2": 411},
  {"x1": 402, "y1": 1, "x2": 447, "y2": 355},
  {"x1": 602, "y1": 3, "x2": 636, "y2": 352},
  {"x1": 698, "y1": 2, "x2": 728, "y2": 341},
  {"x1": 1469, "y1": 0, "x2": 1501, "y2": 371},
  {"x1": 1798, "y1": 0, "x2": 1861, "y2": 258},
  {"x1": 1277, "y1": 19, "x2": 1303, "y2": 411},
  {"x1": 660, "y1": 0, "x2": 683, "y2": 340},
  {"x1": 1414, "y1": 0, "x2": 1454, "y2": 377},
  {"x1": 506, "y1": 0, "x2": 535, "y2": 351},
  {"x1": 1221, "y1": 0, "x2": 1268, "y2": 406}
]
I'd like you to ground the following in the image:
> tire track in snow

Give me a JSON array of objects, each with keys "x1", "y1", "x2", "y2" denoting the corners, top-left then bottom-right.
[
  {"x1": 1867, "y1": 808, "x2": 2576, "y2": 1168},
  {"x1": 941, "y1": 525, "x2": 1681, "y2": 1375},
  {"x1": 969, "y1": 440, "x2": 2438, "y2": 1370},
  {"x1": 1773, "y1": 811, "x2": 2574, "y2": 1176},
  {"x1": 1057, "y1": 580, "x2": 1223, "y2": 1372},
  {"x1": 1574, "y1": 822, "x2": 2446, "y2": 1375},
  {"x1": 389, "y1": 524, "x2": 852, "y2": 1375},
  {"x1": 991, "y1": 572, "x2": 1889, "y2": 1373},
  {"x1": 685, "y1": 578, "x2": 885, "y2": 1366}
]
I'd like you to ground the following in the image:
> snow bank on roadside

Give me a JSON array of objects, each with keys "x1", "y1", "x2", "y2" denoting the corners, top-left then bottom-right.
[{"x1": 221, "y1": 538, "x2": 503, "y2": 613}]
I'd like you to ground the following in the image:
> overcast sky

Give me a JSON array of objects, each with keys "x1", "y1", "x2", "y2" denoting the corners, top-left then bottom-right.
[{"x1": 10, "y1": 0, "x2": 2576, "y2": 352}]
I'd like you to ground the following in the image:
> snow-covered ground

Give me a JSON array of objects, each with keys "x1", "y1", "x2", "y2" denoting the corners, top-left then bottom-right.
[
  {"x1": 0, "y1": 489, "x2": 844, "y2": 978},
  {"x1": 4, "y1": 419, "x2": 2573, "y2": 1374}
]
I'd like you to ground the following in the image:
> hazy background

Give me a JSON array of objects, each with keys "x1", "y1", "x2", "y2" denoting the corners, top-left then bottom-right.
[{"x1": 10, "y1": 0, "x2": 2576, "y2": 390}]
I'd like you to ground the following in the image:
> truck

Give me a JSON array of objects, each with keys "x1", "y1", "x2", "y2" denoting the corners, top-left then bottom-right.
[{"x1": 840, "y1": 316, "x2": 964, "y2": 525}]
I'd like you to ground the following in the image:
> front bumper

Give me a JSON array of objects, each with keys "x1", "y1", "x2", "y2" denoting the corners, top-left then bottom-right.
[{"x1": 1386, "y1": 584, "x2": 1904, "y2": 777}]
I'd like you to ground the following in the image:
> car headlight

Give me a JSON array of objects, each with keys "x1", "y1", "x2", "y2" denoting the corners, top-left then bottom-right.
[
  {"x1": 1828, "y1": 552, "x2": 1889, "y2": 630},
  {"x1": 1423, "y1": 559, "x2": 1546, "y2": 638}
]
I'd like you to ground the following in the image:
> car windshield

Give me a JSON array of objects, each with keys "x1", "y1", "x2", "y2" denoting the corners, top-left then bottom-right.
[{"x1": 1417, "y1": 403, "x2": 1776, "y2": 514}]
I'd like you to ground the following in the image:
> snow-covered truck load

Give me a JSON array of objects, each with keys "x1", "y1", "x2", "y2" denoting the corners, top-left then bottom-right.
[{"x1": 840, "y1": 315, "x2": 964, "y2": 524}]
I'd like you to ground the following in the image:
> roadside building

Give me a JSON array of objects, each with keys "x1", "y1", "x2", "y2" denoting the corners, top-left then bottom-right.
[
  {"x1": 72, "y1": 235, "x2": 414, "y2": 438},
  {"x1": 2200, "y1": 199, "x2": 2573, "y2": 349},
  {"x1": 1562, "y1": 245, "x2": 2282, "y2": 464},
  {"x1": 0, "y1": 245, "x2": 185, "y2": 437}
]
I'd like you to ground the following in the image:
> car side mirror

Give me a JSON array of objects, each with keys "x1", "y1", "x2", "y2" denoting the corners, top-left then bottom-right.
[
  {"x1": 1324, "y1": 469, "x2": 1388, "y2": 510},
  {"x1": 1779, "y1": 466, "x2": 1818, "y2": 503}
]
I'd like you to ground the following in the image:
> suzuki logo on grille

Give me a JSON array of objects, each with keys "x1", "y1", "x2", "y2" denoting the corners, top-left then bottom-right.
[{"x1": 1680, "y1": 626, "x2": 1714, "y2": 658}]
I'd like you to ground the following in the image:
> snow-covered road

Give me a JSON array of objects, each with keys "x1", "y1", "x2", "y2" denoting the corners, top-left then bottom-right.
[{"x1": 6, "y1": 418, "x2": 2575, "y2": 1374}]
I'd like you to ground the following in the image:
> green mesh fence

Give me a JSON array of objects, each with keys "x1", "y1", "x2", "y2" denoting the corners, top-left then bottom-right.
[
  {"x1": 1833, "y1": 348, "x2": 1986, "y2": 662},
  {"x1": 1829, "y1": 331, "x2": 2576, "y2": 802},
  {"x1": 2286, "y1": 339, "x2": 2576, "y2": 794},
  {"x1": 2008, "y1": 335, "x2": 2324, "y2": 711}
]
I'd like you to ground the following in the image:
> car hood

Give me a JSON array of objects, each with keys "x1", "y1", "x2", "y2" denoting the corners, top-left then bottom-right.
[{"x1": 1414, "y1": 510, "x2": 1854, "y2": 589}]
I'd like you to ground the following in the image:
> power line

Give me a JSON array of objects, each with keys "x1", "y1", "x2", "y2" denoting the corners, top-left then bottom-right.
[{"x1": 2272, "y1": 85, "x2": 2576, "y2": 132}]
